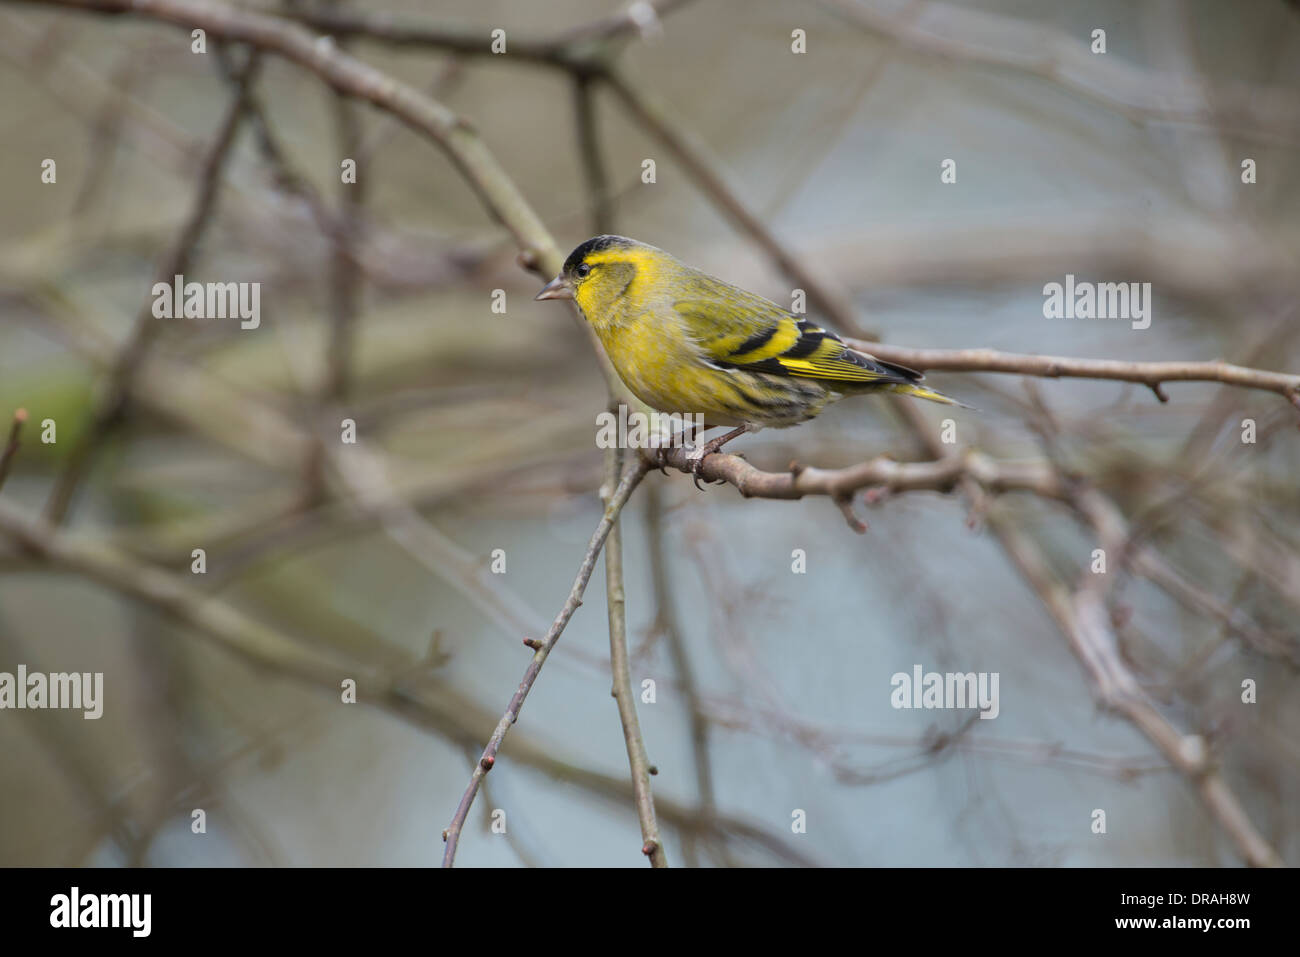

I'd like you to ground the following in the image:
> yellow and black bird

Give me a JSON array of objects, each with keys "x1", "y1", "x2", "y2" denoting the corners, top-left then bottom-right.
[{"x1": 536, "y1": 235, "x2": 964, "y2": 471}]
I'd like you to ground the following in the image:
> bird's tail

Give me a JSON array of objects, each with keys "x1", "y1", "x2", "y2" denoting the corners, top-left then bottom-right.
[
  {"x1": 849, "y1": 352, "x2": 974, "y2": 409},
  {"x1": 886, "y1": 381, "x2": 973, "y2": 409}
]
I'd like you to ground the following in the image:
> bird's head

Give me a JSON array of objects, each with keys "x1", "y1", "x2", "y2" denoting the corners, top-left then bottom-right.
[{"x1": 535, "y1": 235, "x2": 662, "y2": 327}]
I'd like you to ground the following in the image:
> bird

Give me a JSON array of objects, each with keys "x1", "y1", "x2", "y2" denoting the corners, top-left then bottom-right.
[{"x1": 535, "y1": 235, "x2": 965, "y2": 479}]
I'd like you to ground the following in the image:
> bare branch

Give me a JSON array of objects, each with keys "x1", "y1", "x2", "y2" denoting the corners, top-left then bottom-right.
[
  {"x1": 852, "y1": 340, "x2": 1300, "y2": 410},
  {"x1": 648, "y1": 446, "x2": 1067, "y2": 531}
]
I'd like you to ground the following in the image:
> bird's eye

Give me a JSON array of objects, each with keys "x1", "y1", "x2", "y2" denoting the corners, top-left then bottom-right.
[{"x1": 576, "y1": 263, "x2": 592, "y2": 278}]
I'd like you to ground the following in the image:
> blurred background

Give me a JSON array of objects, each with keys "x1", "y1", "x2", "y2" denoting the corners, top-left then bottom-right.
[{"x1": 1, "y1": 0, "x2": 1298, "y2": 866}]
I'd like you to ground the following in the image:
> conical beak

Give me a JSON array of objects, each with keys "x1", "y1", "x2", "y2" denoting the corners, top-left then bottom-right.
[{"x1": 535, "y1": 276, "x2": 574, "y2": 301}]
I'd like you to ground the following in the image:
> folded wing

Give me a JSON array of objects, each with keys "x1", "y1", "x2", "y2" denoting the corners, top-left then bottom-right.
[{"x1": 674, "y1": 286, "x2": 923, "y2": 387}]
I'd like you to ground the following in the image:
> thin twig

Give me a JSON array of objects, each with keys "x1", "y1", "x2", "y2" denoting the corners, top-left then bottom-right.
[
  {"x1": 441, "y1": 456, "x2": 652, "y2": 867},
  {"x1": 603, "y1": 444, "x2": 667, "y2": 866}
]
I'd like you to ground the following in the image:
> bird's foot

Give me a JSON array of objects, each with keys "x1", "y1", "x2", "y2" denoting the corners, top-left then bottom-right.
[
  {"x1": 684, "y1": 443, "x2": 713, "y2": 490},
  {"x1": 683, "y1": 425, "x2": 748, "y2": 489}
]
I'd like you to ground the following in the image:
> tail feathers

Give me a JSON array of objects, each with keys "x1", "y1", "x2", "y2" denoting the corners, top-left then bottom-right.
[{"x1": 887, "y1": 381, "x2": 974, "y2": 409}]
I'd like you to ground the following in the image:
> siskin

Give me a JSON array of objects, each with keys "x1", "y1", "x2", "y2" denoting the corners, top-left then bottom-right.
[{"x1": 536, "y1": 235, "x2": 965, "y2": 472}]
